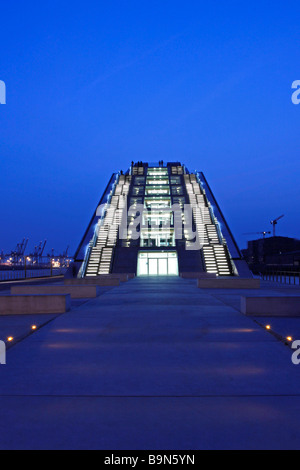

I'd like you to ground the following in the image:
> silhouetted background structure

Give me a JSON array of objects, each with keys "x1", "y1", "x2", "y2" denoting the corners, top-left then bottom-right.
[{"x1": 242, "y1": 236, "x2": 300, "y2": 273}]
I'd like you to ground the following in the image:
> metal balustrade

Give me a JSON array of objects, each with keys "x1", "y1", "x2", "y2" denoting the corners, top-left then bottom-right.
[
  {"x1": 0, "y1": 268, "x2": 67, "y2": 282},
  {"x1": 261, "y1": 271, "x2": 300, "y2": 286}
]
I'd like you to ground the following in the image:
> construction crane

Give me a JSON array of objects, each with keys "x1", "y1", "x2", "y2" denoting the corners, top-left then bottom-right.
[
  {"x1": 22, "y1": 238, "x2": 29, "y2": 255},
  {"x1": 31, "y1": 244, "x2": 40, "y2": 263},
  {"x1": 11, "y1": 238, "x2": 29, "y2": 263},
  {"x1": 243, "y1": 231, "x2": 271, "y2": 239},
  {"x1": 46, "y1": 248, "x2": 55, "y2": 260},
  {"x1": 29, "y1": 240, "x2": 47, "y2": 264},
  {"x1": 270, "y1": 215, "x2": 285, "y2": 237},
  {"x1": 40, "y1": 240, "x2": 47, "y2": 260},
  {"x1": 62, "y1": 245, "x2": 70, "y2": 267}
]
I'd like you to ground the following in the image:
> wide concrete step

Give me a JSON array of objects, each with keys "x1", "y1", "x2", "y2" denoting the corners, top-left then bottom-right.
[
  {"x1": 0, "y1": 295, "x2": 71, "y2": 315},
  {"x1": 11, "y1": 285, "x2": 101, "y2": 299}
]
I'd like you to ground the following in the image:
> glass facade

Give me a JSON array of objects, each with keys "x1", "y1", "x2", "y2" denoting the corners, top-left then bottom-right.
[{"x1": 140, "y1": 168, "x2": 174, "y2": 250}]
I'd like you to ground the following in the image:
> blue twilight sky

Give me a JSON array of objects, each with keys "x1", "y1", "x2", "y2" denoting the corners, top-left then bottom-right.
[{"x1": 0, "y1": 0, "x2": 299, "y2": 256}]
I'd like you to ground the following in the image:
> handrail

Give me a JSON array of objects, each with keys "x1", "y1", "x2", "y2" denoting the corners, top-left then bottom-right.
[
  {"x1": 77, "y1": 241, "x2": 93, "y2": 278},
  {"x1": 197, "y1": 171, "x2": 242, "y2": 259}
]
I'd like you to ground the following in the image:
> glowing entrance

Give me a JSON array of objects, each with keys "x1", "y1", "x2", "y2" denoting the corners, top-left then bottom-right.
[{"x1": 137, "y1": 251, "x2": 179, "y2": 276}]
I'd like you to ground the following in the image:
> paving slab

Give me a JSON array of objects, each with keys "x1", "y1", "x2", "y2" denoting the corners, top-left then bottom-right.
[
  {"x1": 1, "y1": 276, "x2": 300, "y2": 449},
  {"x1": 0, "y1": 396, "x2": 300, "y2": 450},
  {"x1": 0, "y1": 314, "x2": 58, "y2": 343}
]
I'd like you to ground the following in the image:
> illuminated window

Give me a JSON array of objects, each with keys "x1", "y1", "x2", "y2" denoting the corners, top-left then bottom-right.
[
  {"x1": 145, "y1": 186, "x2": 170, "y2": 196},
  {"x1": 171, "y1": 186, "x2": 183, "y2": 196},
  {"x1": 143, "y1": 209, "x2": 173, "y2": 228},
  {"x1": 145, "y1": 198, "x2": 171, "y2": 210},
  {"x1": 130, "y1": 197, "x2": 143, "y2": 207},
  {"x1": 132, "y1": 186, "x2": 145, "y2": 196},
  {"x1": 147, "y1": 178, "x2": 169, "y2": 185},
  {"x1": 147, "y1": 168, "x2": 168, "y2": 177},
  {"x1": 170, "y1": 176, "x2": 181, "y2": 185},
  {"x1": 134, "y1": 176, "x2": 146, "y2": 185}
]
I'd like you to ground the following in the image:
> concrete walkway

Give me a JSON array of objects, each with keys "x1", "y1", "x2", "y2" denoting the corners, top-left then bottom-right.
[{"x1": 1, "y1": 277, "x2": 300, "y2": 449}]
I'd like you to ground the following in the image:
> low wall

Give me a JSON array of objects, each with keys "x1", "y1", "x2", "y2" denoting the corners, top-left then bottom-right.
[
  {"x1": 127, "y1": 273, "x2": 136, "y2": 280},
  {"x1": 241, "y1": 296, "x2": 300, "y2": 316},
  {"x1": 0, "y1": 276, "x2": 64, "y2": 291},
  {"x1": 95, "y1": 274, "x2": 129, "y2": 282},
  {"x1": 181, "y1": 272, "x2": 217, "y2": 279},
  {"x1": 0, "y1": 295, "x2": 71, "y2": 315},
  {"x1": 198, "y1": 278, "x2": 261, "y2": 289},
  {"x1": 11, "y1": 285, "x2": 101, "y2": 299},
  {"x1": 65, "y1": 278, "x2": 120, "y2": 287}
]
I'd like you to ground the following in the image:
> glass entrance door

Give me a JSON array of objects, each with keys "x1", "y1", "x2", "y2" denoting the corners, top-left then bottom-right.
[
  {"x1": 137, "y1": 252, "x2": 179, "y2": 276},
  {"x1": 158, "y1": 258, "x2": 168, "y2": 275},
  {"x1": 149, "y1": 258, "x2": 158, "y2": 275}
]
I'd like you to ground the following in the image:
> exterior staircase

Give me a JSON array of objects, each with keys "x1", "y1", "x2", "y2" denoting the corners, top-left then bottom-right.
[
  {"x1": 184, "y1": 174, "x2": 233, "y2": 276},
  {"x1": 84, "y1": 175, "x2": 131, "y2": 276}
]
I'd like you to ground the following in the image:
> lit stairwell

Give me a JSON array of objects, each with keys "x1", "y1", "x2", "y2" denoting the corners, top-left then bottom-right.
[
  {"x1": 98, "y1": 248, "x2": 114, "y2": 274},
  {"x1": 202, "y1": 246, "x2": 218, "y2": 274},
  {"x1": 85, "y1": 247, "x2": 102, "y2": 276},
  {"x1": 84, "y1": 174, "x2": 131, "y2": 276},
  {"x1": 184, "y1": 174, "x2": 233, "y2": 276},
  {"x1": 213, "y1": 245, "x2": 232, "y2": 276}
]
